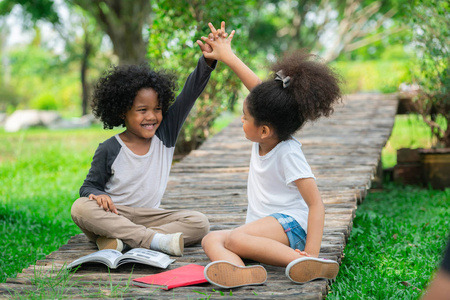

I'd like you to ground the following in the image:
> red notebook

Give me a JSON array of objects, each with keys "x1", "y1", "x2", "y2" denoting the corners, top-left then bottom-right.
[{"x1": 132, "y1": 264, "x2": 207, "y2": 290}]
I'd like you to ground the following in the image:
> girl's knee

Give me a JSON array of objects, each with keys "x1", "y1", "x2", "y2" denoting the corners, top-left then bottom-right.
[
  {"x1": 201, "y1": 231, "x2": 216, "y2": 248},
  {"x1": 201, "y1": 231, "x2": 226, "y2": 249},
  {"x1": 224, "y1": 230, "x2": 245, "y2": 251}
]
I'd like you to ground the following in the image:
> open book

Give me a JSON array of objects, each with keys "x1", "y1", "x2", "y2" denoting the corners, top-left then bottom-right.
[{"x1": 67, "y1": 248, "x2": 175, "y2": 270}]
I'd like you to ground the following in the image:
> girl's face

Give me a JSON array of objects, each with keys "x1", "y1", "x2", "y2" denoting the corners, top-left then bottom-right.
[
  {"x1": 241, "y1": 98, "x2": 261, "y2": 142},
  {"x1": 123, "y1": 88, "x2": 162, "y2": 140}
]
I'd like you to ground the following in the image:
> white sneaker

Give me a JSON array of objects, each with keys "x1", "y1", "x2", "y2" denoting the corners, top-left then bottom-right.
[
  {"x1": 158, "y1": 232, "x2": 184, "y2": 256},
  {"x1": 96, "y1": 236, "x2": 124, "y2": 252}
]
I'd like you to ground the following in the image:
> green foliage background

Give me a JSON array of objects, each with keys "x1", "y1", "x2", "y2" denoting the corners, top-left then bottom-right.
[{"x1": 147, "y1": 0, "x2": 257, "y2": 153}]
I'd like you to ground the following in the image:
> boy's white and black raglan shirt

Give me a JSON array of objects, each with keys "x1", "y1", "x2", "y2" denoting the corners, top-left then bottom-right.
[{"x1": 79, "y1": 57, "x2": 216, "y2": 209}]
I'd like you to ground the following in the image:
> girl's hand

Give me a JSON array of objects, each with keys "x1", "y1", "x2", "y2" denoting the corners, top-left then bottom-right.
[
  {"x1": 295, "y1": 249, "x2": 311, "y2": 257},
  {"x1": 196, "y1": 21, "x2": 235, "y2": 63},
  {"x1": 208, "y1": 21, "x2": 229, "y2": 39},
  {"x1": 88, "y1": 194, "x2": 118, "y2": 214}
]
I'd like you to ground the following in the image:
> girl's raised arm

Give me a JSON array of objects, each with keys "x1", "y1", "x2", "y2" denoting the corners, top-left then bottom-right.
[{"x1": 197, "y1": 22, "x2": 261, "y2": 91}]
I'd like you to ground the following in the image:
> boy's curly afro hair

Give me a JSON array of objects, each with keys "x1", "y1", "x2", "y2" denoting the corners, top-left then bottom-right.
[
  {"x1": 247, "y1": 50, "x2": 342, "y2": 141},
  {"x1": 91, "y1": 64, "x2": 178, "y2": 129}
]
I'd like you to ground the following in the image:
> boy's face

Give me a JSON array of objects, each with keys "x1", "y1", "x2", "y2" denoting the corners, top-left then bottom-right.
[
  {"x1": 241, "y1": 98, "x2": 262, "y2": 142},
  {"x1": 123, "y1": 88, "x2": 162, "y2": 140}
]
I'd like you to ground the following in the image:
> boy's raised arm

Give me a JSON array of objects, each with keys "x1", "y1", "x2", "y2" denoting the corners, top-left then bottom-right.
[{"x1": 197, "y1": 22, "x2": 261, "y2": 91}]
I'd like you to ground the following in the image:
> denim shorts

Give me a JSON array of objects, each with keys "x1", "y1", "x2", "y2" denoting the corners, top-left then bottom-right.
[{"x1": 270, "y1": 213, "x2": 307, "y2": 251}]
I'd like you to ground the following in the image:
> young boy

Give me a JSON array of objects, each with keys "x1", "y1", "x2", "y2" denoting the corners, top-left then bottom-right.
[{"x1": 71, "y1": 36, "x2": 217, "y2": 256}]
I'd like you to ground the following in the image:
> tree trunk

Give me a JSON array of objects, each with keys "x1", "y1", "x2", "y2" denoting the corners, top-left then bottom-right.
[
  {"x1": 72, "y1": 0, "x2": 152, "y2": 65},
  {"x1": 81, "y1": 32, "x2": 91, "y2": 116}
]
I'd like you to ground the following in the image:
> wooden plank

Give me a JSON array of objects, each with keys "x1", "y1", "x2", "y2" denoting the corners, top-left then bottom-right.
[{"x1": 0, "y1": 94, "x2": 398, "y2": 299}]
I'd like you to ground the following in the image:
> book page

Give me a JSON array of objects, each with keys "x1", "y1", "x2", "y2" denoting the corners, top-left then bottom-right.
[
  {"x1": 116, "y1": 248, "x2": 175, "y2": 268},
  {"x1": 67, "y1": 249, "x2": 122, "y2": 269}
]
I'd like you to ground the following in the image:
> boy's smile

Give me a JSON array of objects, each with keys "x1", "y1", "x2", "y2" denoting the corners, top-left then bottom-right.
[{"x1": 122, "y1": 88, "x2": 162, "y2": 142}]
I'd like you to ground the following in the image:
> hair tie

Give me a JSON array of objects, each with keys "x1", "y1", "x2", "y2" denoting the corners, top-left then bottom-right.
[{"x1": 275, "y1": 70, "x2": 291, "y2": 88}]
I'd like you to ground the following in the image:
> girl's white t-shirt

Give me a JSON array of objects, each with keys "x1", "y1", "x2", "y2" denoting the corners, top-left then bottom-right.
[{"x1": 245, "y1": 137, "x2": 315, "y2": 232}]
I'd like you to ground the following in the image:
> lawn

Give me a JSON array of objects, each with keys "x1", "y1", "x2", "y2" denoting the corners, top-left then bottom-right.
[
  {"x1": 0, "y1": 126, "x2": 121, "y2": 283},
  {"x1": 328, "y1": 183, "x2": 450, "y2": 299},
  {"x1": 0, "y1": 114, "x2": 449, "y2": 300}
]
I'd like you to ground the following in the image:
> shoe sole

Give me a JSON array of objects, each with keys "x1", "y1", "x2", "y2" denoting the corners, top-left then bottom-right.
[
  {"x1": 204, "y1": 261, "x2": 267, "y2": 288},
  {"x1": 286, "y1": 257, "x2": 339, "y2": 284}
]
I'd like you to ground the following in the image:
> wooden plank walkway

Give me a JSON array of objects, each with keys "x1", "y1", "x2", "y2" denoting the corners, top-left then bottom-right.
[{"x1": 0, "y1": 94, "x2": 398, "y2": 299}]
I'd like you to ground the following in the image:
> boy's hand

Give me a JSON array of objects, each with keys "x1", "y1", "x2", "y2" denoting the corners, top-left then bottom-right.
[
  {"x1": 197, "y1": 32, "x2": 216, "y2": 67},
  {"x1": 196, "y1": 21, "x2": 235, "y2": 64},
  {"x1": 197, "y1": 32, "x2": 214, "y2": 53},
  {"x1": 89, "y1": 194, "x2": 118, "y2": 214}
]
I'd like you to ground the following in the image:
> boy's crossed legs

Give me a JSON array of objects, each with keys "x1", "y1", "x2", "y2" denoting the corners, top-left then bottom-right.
[{"x1": 71, "y1": 197, "x2": 209, "y2": 256}]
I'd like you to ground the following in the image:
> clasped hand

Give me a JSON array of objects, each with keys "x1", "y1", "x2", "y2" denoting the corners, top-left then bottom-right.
[
  {"x1": 89, "y1": 193, "x2": 118, "y2": 214},
  {"x1": 196, "y1": 21, "x2": 235, "y2": 63}
]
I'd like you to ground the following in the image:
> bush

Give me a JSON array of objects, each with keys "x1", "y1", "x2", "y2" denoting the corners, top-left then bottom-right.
[{"x1": 29, "y1": 93, "x2": 59, "y2": 111}]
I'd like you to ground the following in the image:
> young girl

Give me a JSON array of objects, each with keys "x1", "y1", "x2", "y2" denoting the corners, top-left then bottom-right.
[
  {"x1": 71, "y1": 43, "x2": 217, "y2": 256},
  {"x1": 197, "y1": 22, "x2": 342, "y2": 287}
]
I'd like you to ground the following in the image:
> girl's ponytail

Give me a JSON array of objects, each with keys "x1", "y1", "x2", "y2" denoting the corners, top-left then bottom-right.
[
  {"x1": 270, "y1": 50, "x2": 342, "y2": 123},
  {"x1": 246, "y1": 50, "x2": 342, "y2": 141}
]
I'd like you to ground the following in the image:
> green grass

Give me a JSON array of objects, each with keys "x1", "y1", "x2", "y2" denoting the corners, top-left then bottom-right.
[
  {"x1": 3, "y1": 265, "x2": 134, "y2": 299},
  {"x1": 0, "y1": 126, "x2": 121, "y2": 283},
  {"x1": 382, "y1": 114, "x2": 447, "y2": 168},
  {"x1": 331, "y1": 59, "x2": 412, "y2": 94},
  {"x1": 328, "y1": 183, "x2": 450, "y2": 299}
]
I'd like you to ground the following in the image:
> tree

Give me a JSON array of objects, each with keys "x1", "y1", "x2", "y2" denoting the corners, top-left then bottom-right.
[
  {"x1": 408, "y1": 0, "x2": 450, "y2": 147},
  {"x1": 0, "y1": 0, "x2": 111, "y2": 115},
  {"x1": 1, "y1": 0, "x2": 152, "y2": 65},
  {"x1": 0, "y1": 0, "x2": 59, "y2": 24},
  {"x1": 59, "y1": 9, "x2": 107, "y2": 115},
  {"x1": 69, "y1": 0, "x2": 152, "y2": 65},
  {"x1": 248, "y1": 0, "x2": 408, "y2": 62}
]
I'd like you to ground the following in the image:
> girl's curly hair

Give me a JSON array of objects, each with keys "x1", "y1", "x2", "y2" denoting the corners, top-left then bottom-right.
[
  {"x1": 247, "y1": 50, "x2": 342, "y2": 141},
  {"x1": 91, "y1": 64, "x2": 178, "y2": 129}
]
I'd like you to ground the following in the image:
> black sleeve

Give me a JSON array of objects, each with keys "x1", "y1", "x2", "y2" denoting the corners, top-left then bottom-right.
[
  {"x1": 156, "y1": 56, "x2": 217, "y2": 147},
  {"x1": 79, "y1": 137, "x2": 121, "y2": 198}
]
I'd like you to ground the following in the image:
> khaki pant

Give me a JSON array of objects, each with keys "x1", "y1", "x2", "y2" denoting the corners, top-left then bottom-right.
[{"x1": 71, "y1": 197, "x2": 210, "y2": 249}]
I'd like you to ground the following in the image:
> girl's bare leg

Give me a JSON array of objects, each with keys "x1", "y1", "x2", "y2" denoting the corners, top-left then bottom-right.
[
  {"x1": 202, "y1": 217, "x2": 303, "y2": 267},
  {"x1": 224, "y1": 216, "x2": 302, "y2": 267},
  {"x1": 202, "y1": 230, "x2": 246, "y2": 266}
]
